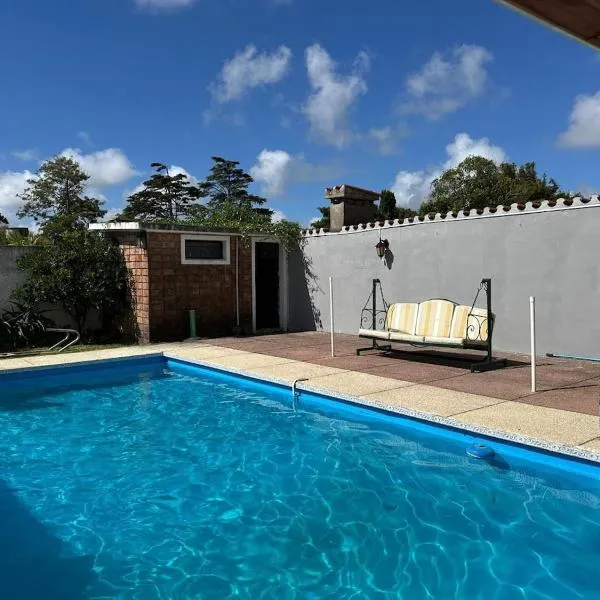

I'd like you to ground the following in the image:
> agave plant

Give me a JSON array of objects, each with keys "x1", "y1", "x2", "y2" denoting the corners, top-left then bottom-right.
[{"x1": 0, "y1": 303, "x2": 53, "y2": 352}]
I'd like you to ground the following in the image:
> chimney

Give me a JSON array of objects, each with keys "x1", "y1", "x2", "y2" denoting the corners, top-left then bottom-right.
[{"x1": 325, "y1": 184, "x2": 379, "y2": 232}]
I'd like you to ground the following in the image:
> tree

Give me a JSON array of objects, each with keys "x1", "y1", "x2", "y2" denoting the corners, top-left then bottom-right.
[
  {"x1": 13, "y1": 231, "x2": 133, "y2": 336},
  {"x1": 397, "y1": 206, "x2": 418, "y2": 219},
  {"x1": 17, "y1": 156, "x2": 105, "y2": 235},
  {"x1": 121, "y1": 162, "x2": 203, "y2": 221},
  {"x1": 418, "y1": 156, "x2": 569, "y2": 216},
  {"x1": 199, "y1": 156, "x2": 269, "y2": 213},
  {"x1": 185, "y1": 156, "x2": 302, "y2": 249},
  {"x1": 0, "y1": 212, "x2": 7, "y2": 225},
  {"x1": 309, "y1": 206, "x2": 329, "y2": 230},
  {"x1": 378, "y1": 189, "x2": 397, "y2": 220},
  {"x1": 376, "y1": 189, "x2": 418, "y2": 220}
]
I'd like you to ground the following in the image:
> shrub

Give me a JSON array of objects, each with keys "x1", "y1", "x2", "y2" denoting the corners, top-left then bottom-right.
[
  {"x1": 13, "y1": 231, "x2": 135, "y2": 341},
  {"x1": 0, "y1": 303, "x2": 52, "y2": 352}
]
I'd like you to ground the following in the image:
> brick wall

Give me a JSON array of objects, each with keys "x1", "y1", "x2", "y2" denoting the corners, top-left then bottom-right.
[
  {"x1": 119, "y1": 233, "x2": 150, "y2": 343},
  {"x1": 146, "y1": 232, "x2": 253, "y2": 341}
]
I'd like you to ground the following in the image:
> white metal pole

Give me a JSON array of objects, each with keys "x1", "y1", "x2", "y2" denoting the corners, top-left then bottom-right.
[
  {"x1": 530, "y1": 296, "x2": 536, "y2": 393},
  {"x1": 329, "y1": 277, "x2": 335, "y2": 357}
]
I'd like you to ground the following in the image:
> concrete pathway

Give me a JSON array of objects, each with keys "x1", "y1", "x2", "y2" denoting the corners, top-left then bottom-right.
[{"x1": 1, "y1": 341, "x2": 600, "y2": 462}]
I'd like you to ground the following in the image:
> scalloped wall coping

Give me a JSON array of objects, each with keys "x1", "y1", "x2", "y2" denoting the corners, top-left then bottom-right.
[{"x1": 302, "y1": 196, "x2": 600, "y2": 237}]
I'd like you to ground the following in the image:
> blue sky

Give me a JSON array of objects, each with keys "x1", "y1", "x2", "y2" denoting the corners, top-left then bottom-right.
[{"x1": 1, "y1": 0, "x2": 599, "y2": 227}]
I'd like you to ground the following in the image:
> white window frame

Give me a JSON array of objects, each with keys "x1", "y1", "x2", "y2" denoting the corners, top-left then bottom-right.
[{"x1": 180, "y1": 234, "x2": 230, "y2": 265}]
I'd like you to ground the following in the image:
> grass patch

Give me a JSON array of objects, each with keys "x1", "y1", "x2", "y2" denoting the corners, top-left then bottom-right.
[{"x1": 60, "y1": 343, "x2": 127, "y2": 354}]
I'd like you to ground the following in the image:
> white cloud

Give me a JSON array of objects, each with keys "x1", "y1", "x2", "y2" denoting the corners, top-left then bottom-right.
[
  {"x1": 12, "y1": 149, "x2": 38, "y2": 162},
  {"x1": 135, "y1": 0, "x2": 197, "y2": 10},
  {"x1": 445, "y1": 132, "x2": 506, "y2": 166},
  {"x1": 77, "y1": 131, "x2": 92, "y2": 145},
  {"x1": 99, "y1": 208, "x2": 121, "y2": 223},
  {"x1": 271, "y1": 209, "x2": 286, "y2": 223},
  {"x1": 391, "y1": 133, "x2": 507, "y2": 207},
  {"x1": 368, "y1": 127, "x2": 399, "y2": 155},
  {"x1": 557, "y1": 90, "x2": 600, "y2": 148},
  {"x1": 250, "y1": 149, "x2": 340, "y2": 197},
  {"x1": 210, "y1": 45, "x2": 292, "y2": 104},
  {"x1": 169, "y1": 165, "x2": 197, "y2": 184},
  {"x1": 0, "y1": 148, "x2": 138, "y2": 225},
  {"x1": 303, "y1": 44, "x2": 369, "y2": 148},
  {"x1": 60, "y1": 148, "x2": 138, "y2": 187},
  {"x1": 0, "y1": 170, "x2": 32, "y2": 225},
  {"x1": 353, "y1": 50, "x2": 372, "y2": 74},
  {"x1": 402, "y1": 45, "x2": 493, "y2": 120}
]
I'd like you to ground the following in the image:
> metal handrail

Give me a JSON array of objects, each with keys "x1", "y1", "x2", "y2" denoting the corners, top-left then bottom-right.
[
  {"x1": 46, "y1": 328, "x2": 80, "y2": 352},
  {"x1": 291, "y1": 378, "x2": 309, "y2": 410}
]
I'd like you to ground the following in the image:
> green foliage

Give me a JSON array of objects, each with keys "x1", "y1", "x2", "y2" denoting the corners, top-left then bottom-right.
[
  {"x1": 122, "y1": 156, "x2": 302, "y2": 249},
  {"x1": 378, "y1": 189, "x2": 397, "y2": 220},
  {"x1": 199, "y1": 156, "x2": 268, "y2": 212},
  {"x1": 182, "y1": 156, "x2": 301, "y2": 249},
  {"x1": 0, "y1": 303, "x2": 53, "y2": 352},
  {"x1": 310, "y1": 206, "x2": 330, "y2": 230},
  {"x1": 17, "y1": 156, "x2": 105, "y2": 236},
  {"x1": 419, "y1": 157, "x2": 569, "y2": 216},
  {"x1": 0, "y1": 227, "x2": 47, "y2": 246},
  {"x1": 396, "y1": 206, "x2": 418, "y2": 219},
  {"x1": 185, "y1": 202, "x2": 303, "y2": 250},
  {"x1": 376, "y1": 189, "x2": 418, "y2": 221},
  {"x1": 13, "y1": 231, "x2": 133, "y2": 337},
  {"x1": 121, "y1": 162, "x2": 203, "y2": 221},
  {"x1": 0, "y1": 212, "x2": 7, "y2": 225}
]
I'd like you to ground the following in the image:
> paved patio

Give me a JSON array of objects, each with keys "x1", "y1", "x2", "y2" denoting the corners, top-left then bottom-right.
[
  {"x1": 205, "y1": 332, "x2": 600, "y2": 415},
  {"x1": 1, "y1": 332, "x2": 600, "y2": 459}
]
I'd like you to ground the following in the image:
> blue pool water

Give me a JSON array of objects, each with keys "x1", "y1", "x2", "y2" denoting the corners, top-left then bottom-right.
[{"x1": 1, "y1": 357, "x2": 600, "y2": 600}]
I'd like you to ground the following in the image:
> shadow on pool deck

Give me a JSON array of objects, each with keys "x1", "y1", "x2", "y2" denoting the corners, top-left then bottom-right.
[
  {"x1": 206, "y1": 332, "x2": 600, "y2": 417},
  {"x1": 0, "y1": 479, "x2": 96, "y2": 600}
]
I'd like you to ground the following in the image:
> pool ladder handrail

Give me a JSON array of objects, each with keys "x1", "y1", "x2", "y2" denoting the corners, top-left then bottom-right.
[
  {"x1": 292, "y1": 378, "x2": 309, "y2": 411},
  {"x1": 47, "y1": 328, "x2": 81, "y2": 353}
]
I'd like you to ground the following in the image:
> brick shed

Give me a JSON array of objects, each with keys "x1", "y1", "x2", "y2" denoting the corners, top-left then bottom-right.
[{"x1": 89, "y1": 223, "x2": 289, "y2": 343}]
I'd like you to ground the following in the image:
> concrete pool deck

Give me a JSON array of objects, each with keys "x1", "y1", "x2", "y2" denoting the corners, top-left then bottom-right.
[{"x1": 1, "y1": 332, "x2": 600, "y2": 460}]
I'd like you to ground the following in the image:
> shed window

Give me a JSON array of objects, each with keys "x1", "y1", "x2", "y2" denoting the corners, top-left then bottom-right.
[
  {"x1": 185, "y1": 240, "x2": 224, "y2": 260},
  {"x1": 180, "y1": 235, "x2": 230, "y2": 265}
]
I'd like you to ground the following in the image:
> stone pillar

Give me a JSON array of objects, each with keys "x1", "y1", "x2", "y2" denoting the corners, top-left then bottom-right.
[{"x1": 325, "y1": 184, "x2": 379, "y2": 232}]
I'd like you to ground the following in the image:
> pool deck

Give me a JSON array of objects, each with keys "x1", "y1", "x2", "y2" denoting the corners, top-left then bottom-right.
[{"x1": 2, "y1": 332, "x2": 600, "y2": 461}]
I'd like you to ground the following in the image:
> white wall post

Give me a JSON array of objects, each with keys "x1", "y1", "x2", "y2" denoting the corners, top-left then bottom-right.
[
  {"x1": 530, "y1": 296, "x2": 536, "y2": 393},
  {"x1": 329, "y1": 276, "x2": 335, "y2": 357}
]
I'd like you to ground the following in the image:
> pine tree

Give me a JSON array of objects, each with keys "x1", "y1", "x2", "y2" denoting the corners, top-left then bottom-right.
[
  {"x1": 199, "y1": 156, "x2": 268, "y2": 212},
  {"x1": 17, "y1": 156, "x2": 105, "y2": 235},
  {"x1": 121, "y1": 162, "x2": 203, "y2": 221}
]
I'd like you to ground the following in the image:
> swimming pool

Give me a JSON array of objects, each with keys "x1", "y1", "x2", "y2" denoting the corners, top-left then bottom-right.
[{"x1": 1, "y1": 355, "x2": 599, "y2": 599}]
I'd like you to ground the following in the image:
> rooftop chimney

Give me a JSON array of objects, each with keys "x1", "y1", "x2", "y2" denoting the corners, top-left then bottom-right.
[{"x1": 325, "y1": 184, "x2": 379, "y2": 232}]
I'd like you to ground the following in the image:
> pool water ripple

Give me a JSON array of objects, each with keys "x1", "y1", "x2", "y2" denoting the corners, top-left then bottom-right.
[{"x1": 0, "y1": 362, "x2": 599, "y2": 599}]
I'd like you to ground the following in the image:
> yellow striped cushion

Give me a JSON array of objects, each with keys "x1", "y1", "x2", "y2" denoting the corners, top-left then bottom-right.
[
  {"x1": 451, "y1": 305, "x2": 491, "y2": 341},
  {"x1": 450, "y1": 305, "x2": 471, "y2": 339},
  {"x1": 415, "y1": 300, "x2": 455, "y2": 338},
  {"x1": 385, "y1": 303, "x2": 419, "y2": 334}
]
